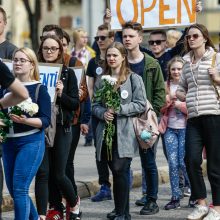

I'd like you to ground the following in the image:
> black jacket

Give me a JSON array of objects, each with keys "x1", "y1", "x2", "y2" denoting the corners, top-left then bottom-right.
[{"x1": 56, "y1": 66, "x2": 79, "y2": 128}]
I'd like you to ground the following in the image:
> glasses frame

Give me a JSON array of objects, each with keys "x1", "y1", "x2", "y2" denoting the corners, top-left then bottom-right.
[
  {"x1": 42, "y1": 46, "x2": 60, "y2": 53},
  {"x1": 12, "y1": 58, "x2": 32, "y2": 64},
  {"x1": 185, "y1": 34, "x2": 201, "y2": 41},
  {"x1": 94, "y1": 36, "x2": 109, "y2": 42},
  {"x1": 148, "y1": 40, "x2": 166, "y2": 46}
]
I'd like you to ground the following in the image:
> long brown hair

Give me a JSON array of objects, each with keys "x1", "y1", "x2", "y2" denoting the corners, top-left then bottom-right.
[
  {"x1": 104, "y1": 42, "x2": 130, "y2": 87},
  {"x1": 38, "y1": 35, "x2": 64, "y2": 64},
  {"x1": 184, "y1": 23, "x2": 216, "y2": 53},
  {"x1": 13, "y1": 47, "x2": 40, "y2": 81}
]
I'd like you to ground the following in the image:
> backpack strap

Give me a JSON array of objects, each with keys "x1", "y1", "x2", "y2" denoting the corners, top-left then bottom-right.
[
  {"x1": 35, "y1": 83, "x2": 42, "y2": 103},
  {"x1": 210, "y1": 53, "x2": 220, "y2": 100}
]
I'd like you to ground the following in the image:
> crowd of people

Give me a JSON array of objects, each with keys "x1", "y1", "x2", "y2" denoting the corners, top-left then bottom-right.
[{"x1": 0, "y1": 2, "x2": 220, "y2": 220}]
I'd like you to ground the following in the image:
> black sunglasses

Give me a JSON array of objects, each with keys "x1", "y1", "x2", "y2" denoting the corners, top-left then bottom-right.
[
  {"x1": 148, "y1": 40, "x2": 166, "y2": 46},
  {"x1": 94, "y1": 36, "x2": 108, "y2": 42},
  {"x1": 185, "y1": 34, "x2": 201, "y2": 40}
]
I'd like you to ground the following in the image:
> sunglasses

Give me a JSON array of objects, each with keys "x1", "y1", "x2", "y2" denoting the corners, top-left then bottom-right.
[
  {"x1": 185, "y1": 34, "x2": 201, "y2": 40},
  {"x1": 148, "y1": 40, "x2": 166, "y2": 46},
  {"x1": 94, "y1": 36, "x2": 108, "y2": 41}
]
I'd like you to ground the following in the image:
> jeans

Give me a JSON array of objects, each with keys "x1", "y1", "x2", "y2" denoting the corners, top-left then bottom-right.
[
  {"x1": 185, "y1": 115, "x2": 220, "y2": 205},
  {"x1": 164, "y1": 128, "x2": 189, "y2": 199},
  {"x1": 139, "y1": 145, "x2": 158, "y2": 201},
  {"x1": 2, "y1": 131, "x2": 45, "y2": 220}
]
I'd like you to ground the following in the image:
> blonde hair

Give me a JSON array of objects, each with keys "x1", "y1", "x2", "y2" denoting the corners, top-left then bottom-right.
[
  {"x1": 166, "y1": 29, "x2": 182, "y2": 48},
  {"x1": 72, "y1": 28, "x2": 88, "y2": 45},
  {"x1": 13, "y1": 47, "x2": 40, "y2": 81}
]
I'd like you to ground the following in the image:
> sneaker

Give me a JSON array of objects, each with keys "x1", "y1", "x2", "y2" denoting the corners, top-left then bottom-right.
[
  {"x1": 91, "y1": 184, "x2": 112, "y2": 202},
  {"x1": 140, "y1": 200, "x2": 159, "y2": 215},
  {"x1": 184, "y1": 187, "x2": 191, "y2": 197},
  {"x1": 69, "y1": 211, "x2": 82, "y2": 220},
  {"x1": 164, "y1": 198, "x2": 180, "y2": 210},
  {"x1": 107, "y1": 209, "x2": 116, "y2": 219},
  {"x1": 188, "y1": 198, "x2": 198, "y2": 208},
  {"x1": 187, "y1": 205, "x2": 209, "y2": 220},
  {"x1": 135, "y1": 195, "x2": 147, "y2": 206},
  {"x1": 67, "y1": 196, "x2": 81, "y2": 220},
  {"x1": 46, "y1": 209, "x2": 63, "y2": 220},
  {"x1": 204, "y1": 208, "x2": 220, "y2": 220}
]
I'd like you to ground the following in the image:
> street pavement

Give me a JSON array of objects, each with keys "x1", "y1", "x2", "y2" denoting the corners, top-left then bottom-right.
[{"x1": 1, "y1": 135, "x2": 211, "y2": 219}]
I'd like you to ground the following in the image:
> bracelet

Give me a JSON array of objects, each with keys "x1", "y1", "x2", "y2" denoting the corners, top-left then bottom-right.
[{"x1": 0, "y1": 102, "x2": 3, "y2": 110}]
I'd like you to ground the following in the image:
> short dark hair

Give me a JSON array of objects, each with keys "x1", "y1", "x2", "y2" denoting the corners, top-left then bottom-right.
[
  {"x1": 63, "y1": 30, "x2": 70, "y2": 44},
  {"x1": 150, "y1": 30, "x2": 167, "y2": 40},
  {"x1": 0, "y1": 7, "x2": 7, "y2": 23},
  {"x1": 42, "y1": 24, "x2": 64, "y2": 40},
  {"x1": 122, "y1": 21, "x2": 143, "y2": 35},
  {"x1": 97, "y1": 23, "x2": 115, "y2": 38}
]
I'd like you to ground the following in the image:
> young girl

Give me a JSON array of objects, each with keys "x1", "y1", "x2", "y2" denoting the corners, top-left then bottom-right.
[
  {"x1": 36, "y1": 35, "x2": 80, "y2": 220},
  {"x1": 161, "y1": 56, "x2": 190, "y2": 210},
  {"x1": 93, "y1": 42, "x2": 146, "y2": 220},
  {"x1": 2, "y1": 47, "x2": 51, "y2": 220}
]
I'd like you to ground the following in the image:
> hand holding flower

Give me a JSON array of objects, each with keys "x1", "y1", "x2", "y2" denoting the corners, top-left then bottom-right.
[
  {"x1": 104, "y1": 110, "x2": 114, "y2": 122},
  {"x1": 9, "y1": 114, "x2": 27, "y2": 124}
]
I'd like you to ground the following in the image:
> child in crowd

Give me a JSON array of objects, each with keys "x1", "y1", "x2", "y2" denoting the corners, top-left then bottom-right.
[{"x1": 160, "y1": 56, "x2": 190, "y2": 210}]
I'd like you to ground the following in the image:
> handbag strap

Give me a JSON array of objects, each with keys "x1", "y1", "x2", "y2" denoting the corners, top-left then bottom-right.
[
  {"x1": 210, "y1": 53, "x2": 220, "y2": 100},
  {"x1": 35, "y1": 83, "x2": 42, "y2": 103}
]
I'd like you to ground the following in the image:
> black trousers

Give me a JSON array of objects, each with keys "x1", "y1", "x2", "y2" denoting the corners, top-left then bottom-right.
[
  {"x1": 66, "y1": 123, "x2": 81, "y2": 194},
  {"x1": 101, "y1": 145, "x2": 131, "y2": 217},
  {"x1": 35, "y1": 148, "x2": 49, "y2": 215},
  {"x1": 49, "y1": 125, "x2": 77, "y2": 210},
  {"x1": 185, "y1": 115, "x2": 220, "y2": 205}
]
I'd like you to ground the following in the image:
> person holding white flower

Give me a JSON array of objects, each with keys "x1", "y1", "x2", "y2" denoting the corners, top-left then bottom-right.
[
  {"x1": 1, "y1": 47, "x2": 51, "y2": 220},
  {"x1": 93, "y1": 42, "x2": 147, "y2": 220}
]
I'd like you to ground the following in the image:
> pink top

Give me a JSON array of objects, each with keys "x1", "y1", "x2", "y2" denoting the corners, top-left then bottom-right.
[{"x1": 167, "y1": 83, "x2": 187, "y2": 129}]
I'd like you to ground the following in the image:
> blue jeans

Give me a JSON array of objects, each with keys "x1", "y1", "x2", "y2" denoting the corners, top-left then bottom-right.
[
  {"x1": 139, "y1": 145, "x2": 158, "y2": 201},
  {"x1": 164, "y1": 128, "x2": 189, "y2": 199},
  {"x1": 2, "y1": 131, "x2": 45, "y2": 220}
]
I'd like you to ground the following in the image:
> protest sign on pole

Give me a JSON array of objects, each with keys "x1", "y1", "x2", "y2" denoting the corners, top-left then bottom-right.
[
  {"x1": 110, "y1": 0, "x2": 197, "y2": 30},
  {"x1": 2, "y1": 60, "x2": 62, "y2": 103}
]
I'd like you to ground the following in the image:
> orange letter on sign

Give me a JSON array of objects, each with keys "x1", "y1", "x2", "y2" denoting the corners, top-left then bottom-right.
[
  {"x1": 159, "y1": 0, "x2": 175, "y2": 25},
  {"x1": 140, "y1": 0, "x2": 157, "y2": 26},
  {"x1": 182, "y1": 0, "x2": 196, "y2": 23},
  {"x1": 116, "y1": 0, "x2": 138, "y2": 25}
]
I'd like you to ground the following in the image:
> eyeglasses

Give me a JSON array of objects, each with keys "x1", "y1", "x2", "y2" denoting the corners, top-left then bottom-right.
[
  {"x1": 148, "y1": 40, "x2": 166, "y2": 46},
  {"x1": 185, "y1": 34, "x2": 201, "y2": 40},
  {"x1": 94, "y1": 36, "x2": 108, "y2": 42},
  {"x1": 42, "y1": 46, "x2": 60, "y2": 53},
  {"x1": 13, "y1": 58, "x2": 31, "y2": 64}
]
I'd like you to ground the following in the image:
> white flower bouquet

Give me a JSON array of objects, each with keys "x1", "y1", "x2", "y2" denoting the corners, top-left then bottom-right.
[{"x1": 10, "y1": 98, "x2": 39, "y2": 117}]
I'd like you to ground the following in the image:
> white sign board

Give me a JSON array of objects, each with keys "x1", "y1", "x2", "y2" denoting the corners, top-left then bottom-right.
[
  {"x1": 2, "y1": 60, "x2": 62, "y2": 103},
  {"x1": 69, "y1": 67, "x2": 84, "y2": 88},
  {"x1": 110, "y1": 0, "x2": 196, "y2": 30}
]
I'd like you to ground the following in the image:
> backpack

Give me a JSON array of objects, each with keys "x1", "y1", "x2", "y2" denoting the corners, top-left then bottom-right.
[
  {"x1": 35, "y1": 84, "x2": 58, "y2": 147},
  {"x1": 130, "y1": 74, "x2": 159, "y2": 149}
]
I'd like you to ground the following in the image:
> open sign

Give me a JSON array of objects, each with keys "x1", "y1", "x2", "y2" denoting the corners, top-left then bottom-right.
[{"x1": 110, "y1": 0, "x2": 196, "y2": 30}]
